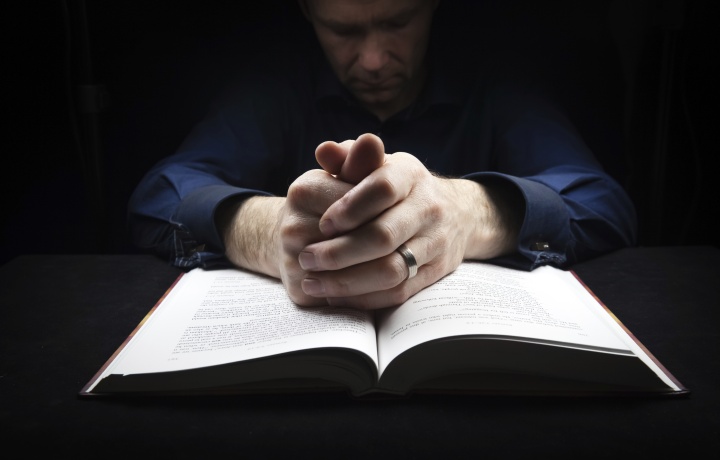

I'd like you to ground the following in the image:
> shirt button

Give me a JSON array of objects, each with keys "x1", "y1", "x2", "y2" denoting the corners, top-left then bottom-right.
[{"x1": 532, "y1": 242, "x2": 550, "y2": 251}]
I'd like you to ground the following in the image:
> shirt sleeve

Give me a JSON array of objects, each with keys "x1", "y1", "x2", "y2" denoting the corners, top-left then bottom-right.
[
  {"x1": 126, "y1": 86, "x2": 281, "y2": 269},
  {"x1": 128, "y1": 70, "x2": 637, "y2": 272},
  {"x1": 463, "y1": 85, "x2": 637, "y2": 270}
]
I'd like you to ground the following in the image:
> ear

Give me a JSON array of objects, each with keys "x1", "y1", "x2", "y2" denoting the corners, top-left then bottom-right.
[{"x1": 297, "y1": 0, "x2": 311, "y2": 21}]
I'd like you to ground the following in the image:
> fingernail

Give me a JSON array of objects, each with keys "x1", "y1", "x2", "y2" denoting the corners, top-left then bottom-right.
[
  {"x1": 298, "y1": 251, "x2": 317, "y2": 270},
  {"x1": 302, "y1": 278, "x2": 325, "y2": 296},
  {"x1": 319, "y1": 219, "x2": 336, "y2": 237}
]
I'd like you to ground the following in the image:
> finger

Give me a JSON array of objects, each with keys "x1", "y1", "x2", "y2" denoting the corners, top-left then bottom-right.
[
  {"x1": 315, "y1": 140, "x2": 349, "y2": 176},
  {"x1": 281, "y1": 269, "x2": 329, "y2": 308},
  {"x1": 300, "y1": 201, "x2": 422, "y2": 271},
  {"x1": 287, "y1": 169, "x2": 353, "y2": 217},
  {"x1": 324, "y1": 257, "x2": 451, "y2": 310},
  {"x1": 319, "y1": 152, "x2": 418, "y2": 237},
  {"x1": 281, "y1": 169, "x2": 354, "y2": 258},
  {"x1": 300, "y1": 247, "x2": 413, "y2": 297},
  {"x1": 338, "y1": 133, "x2": 385, "y2": 185}
]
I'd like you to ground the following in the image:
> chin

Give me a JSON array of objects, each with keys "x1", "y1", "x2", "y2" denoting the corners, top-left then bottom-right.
[{"x1": 355, "y1": 89, "x2": 400, "y2": 107}]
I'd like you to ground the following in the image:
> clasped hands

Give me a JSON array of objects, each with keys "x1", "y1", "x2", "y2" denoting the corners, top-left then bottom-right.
[{"x1": 274, "y1": 133, "x2": 517, "y2": 310}]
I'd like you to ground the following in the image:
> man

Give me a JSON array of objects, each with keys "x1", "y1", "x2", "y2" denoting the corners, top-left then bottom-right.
[{"x1": 128, "y1": 0, "x2": 637, "y2": 310}]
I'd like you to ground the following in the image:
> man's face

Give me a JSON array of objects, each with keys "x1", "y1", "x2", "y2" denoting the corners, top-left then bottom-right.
[{"x1": 303, "y1": 0, "x2": 438, "y2": 120}]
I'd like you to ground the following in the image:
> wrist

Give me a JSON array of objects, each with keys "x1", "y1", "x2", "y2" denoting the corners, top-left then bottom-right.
[
  {"x1": 219, "y1": 195, "x2": 284, "y2": 278},
  {"x1": 458, "y1": 178, "x2": 524, "y2": 260}
]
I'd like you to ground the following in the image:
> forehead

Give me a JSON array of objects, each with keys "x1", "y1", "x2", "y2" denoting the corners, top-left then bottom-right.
[{"x1": 307, "y1": 0, "x2": 427, "y2": 25}]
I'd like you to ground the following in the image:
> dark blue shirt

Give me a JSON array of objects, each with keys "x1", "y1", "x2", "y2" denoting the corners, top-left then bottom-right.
[{"x1": 127, "y1": 42, "x2": 637, "y2": 271}]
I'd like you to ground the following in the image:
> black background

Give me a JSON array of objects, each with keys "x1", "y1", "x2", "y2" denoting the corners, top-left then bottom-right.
[{"x1": 3, "y1": 0, "x2": 717, "y2": 266}]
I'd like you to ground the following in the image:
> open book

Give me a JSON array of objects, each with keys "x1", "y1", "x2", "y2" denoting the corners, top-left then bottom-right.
[{"x1": 80, "y1": 262, "x2": 686, "y2": 397}]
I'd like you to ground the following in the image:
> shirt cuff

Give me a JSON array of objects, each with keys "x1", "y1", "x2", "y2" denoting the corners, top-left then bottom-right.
[
  {"x1": 174, "y1": 184, "x2": 272, "y2": 255},
  {"x1": 463, "y1": 172, "x2": 571, "y2": 270}
]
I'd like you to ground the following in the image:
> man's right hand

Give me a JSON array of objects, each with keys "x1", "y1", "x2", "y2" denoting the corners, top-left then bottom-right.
[{"x1": 220, "y1": 134, "x2": 385, "y2": 306}]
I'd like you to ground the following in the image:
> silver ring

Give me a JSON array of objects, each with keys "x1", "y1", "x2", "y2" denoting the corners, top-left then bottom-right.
[{"x1": 396, "y1": 243, "x2": 418, "y2": 280}]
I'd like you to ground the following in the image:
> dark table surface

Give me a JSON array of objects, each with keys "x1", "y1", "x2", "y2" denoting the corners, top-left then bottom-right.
[{"x1": 1, "y1": 246, "x2": 719, "y2": 458}]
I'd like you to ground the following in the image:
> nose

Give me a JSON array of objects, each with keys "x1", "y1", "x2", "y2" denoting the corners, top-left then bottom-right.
[{"x1": 357, "y1": 32, "x2": 388, "y2": 73}]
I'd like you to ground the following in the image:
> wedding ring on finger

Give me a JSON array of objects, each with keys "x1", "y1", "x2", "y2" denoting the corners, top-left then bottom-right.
[{"x1": 396, "y1": 243, "x2": 418, "y2": 281}]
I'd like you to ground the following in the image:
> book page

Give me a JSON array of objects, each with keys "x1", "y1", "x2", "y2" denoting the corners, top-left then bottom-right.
[
  {"x1": 375, "y1": 263, "x2": 634, "y2": 377},
  {"x1": 98, "y1": 268, "x2": 378, "y2": 379}
]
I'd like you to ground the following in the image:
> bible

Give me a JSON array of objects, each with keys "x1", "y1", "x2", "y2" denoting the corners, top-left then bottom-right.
[{"x1": 80, "y1": 262, "x2": 686, "y2": 397}]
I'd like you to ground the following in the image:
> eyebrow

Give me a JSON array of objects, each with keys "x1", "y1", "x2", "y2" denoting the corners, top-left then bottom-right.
[{"x1": 315, "y1": 3, "x2": 423, "y2": 31}]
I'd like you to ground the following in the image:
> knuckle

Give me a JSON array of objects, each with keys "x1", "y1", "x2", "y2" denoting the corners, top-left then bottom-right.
[
  {"x1": 325, "y1": 275, "x2": 353, "y2": 297},
  {"x1": 371, "y1": 221, "x2": 400, "y2": 248},
  {"x1": 362, "y1": 175, "x2": 398, "y2": 208},
  {"x1": 372, "y1": 175, "x2": 397, "y2": 196},
  {"x1": 421, "y1": 232, "x2": 444, "y2": 259},
  {"x1": 286, "y1": 179, "x2": 312, "y2": 204},
  {"x1": 278, "y1": 214, "x2": 305, "y2": 246},
  {"x1": 316, "y1": 245, "x2": 342, "y2": 270}
]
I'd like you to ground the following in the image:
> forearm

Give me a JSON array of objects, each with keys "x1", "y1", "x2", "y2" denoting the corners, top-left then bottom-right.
[
  {"x1": 449, "y1": 177, "x2": 523, "y2": 261},
  {"x1": 216, "y1": 195, "x2": 284, "y2": 278}
]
